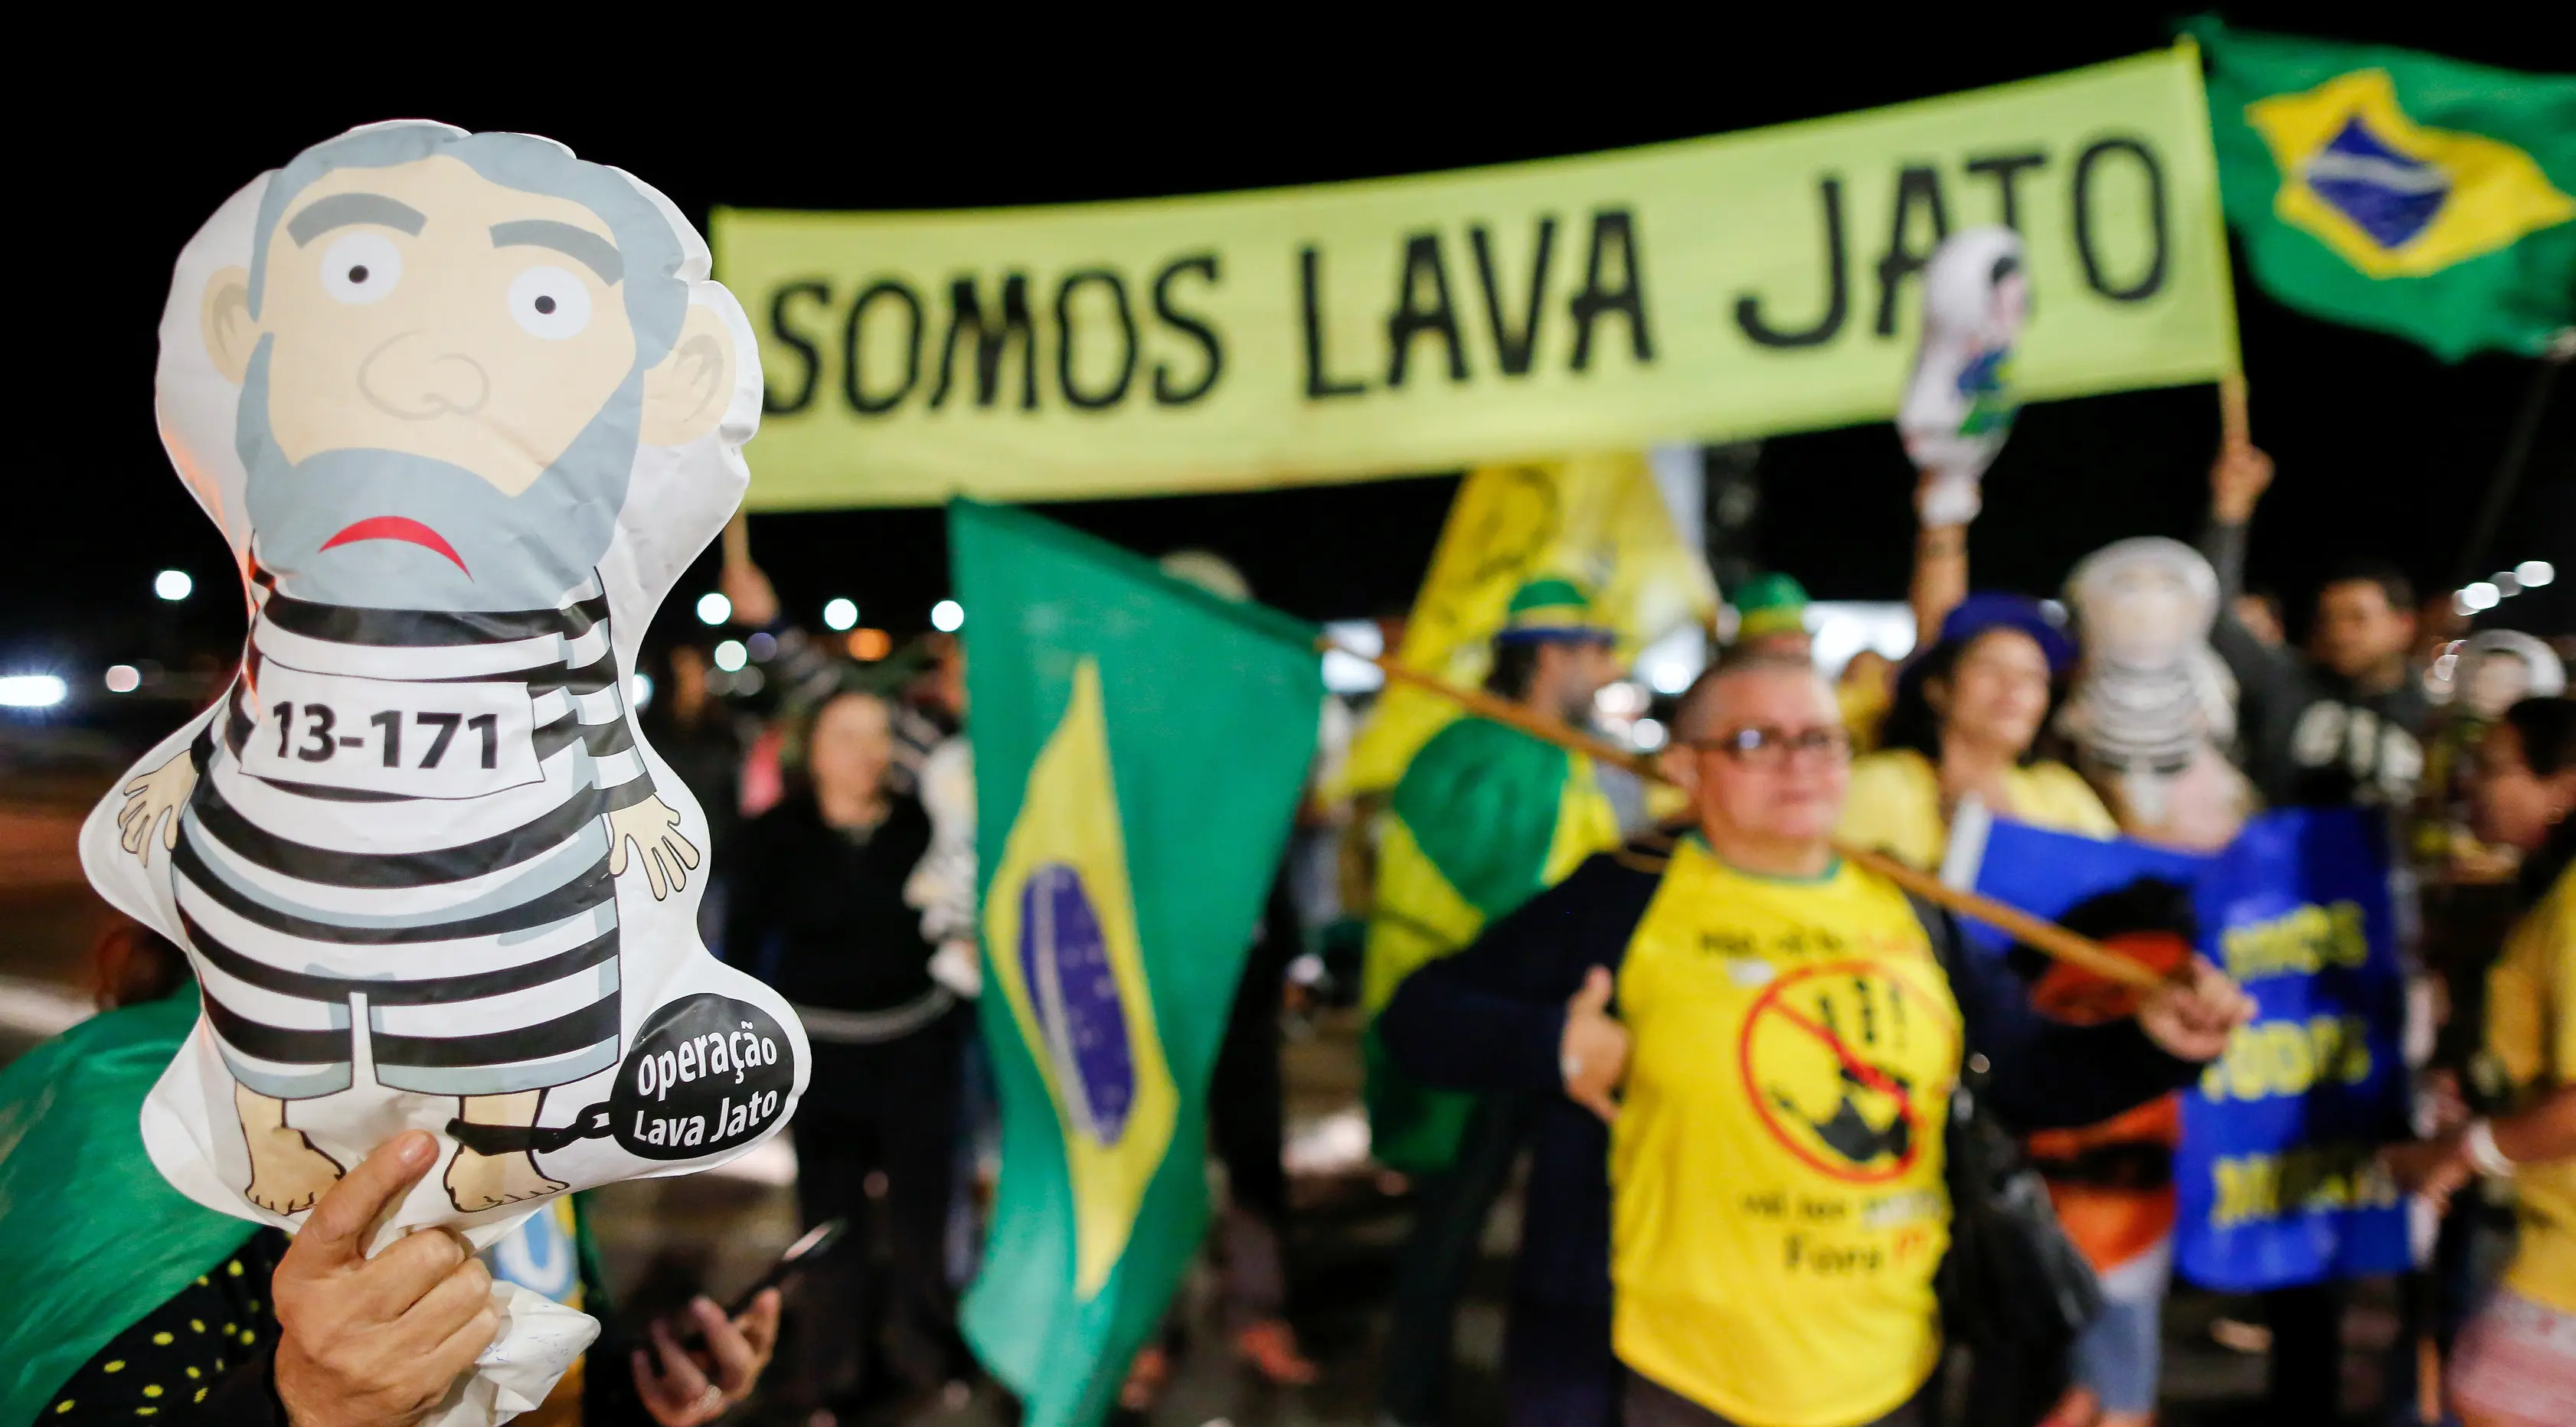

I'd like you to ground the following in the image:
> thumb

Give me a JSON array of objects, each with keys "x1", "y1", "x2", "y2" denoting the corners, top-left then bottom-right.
[
  {"x1": 287, "y1": 1131, "x2": 436, "y2": 1270},
  {"x1": 1569, "y1": 965, "x2": 1615, "y2": 1016},
  {"x1": 1571, "y1": 1082, "x2": 1620, "y2": 1125}
]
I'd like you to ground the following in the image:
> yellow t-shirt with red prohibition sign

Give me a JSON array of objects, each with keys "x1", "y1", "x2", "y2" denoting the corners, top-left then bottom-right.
[{"x1": 1610, "y1": 839, "x2": 1962, "y2": 1427}]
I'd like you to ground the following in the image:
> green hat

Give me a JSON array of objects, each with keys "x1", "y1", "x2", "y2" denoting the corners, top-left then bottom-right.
[
  {"x1": 1497, "y1": 576, "x2": 1613, "y2": 645},
  {"x1": 1734, "y1": 573, "x2": 1809, "y2": 639}
]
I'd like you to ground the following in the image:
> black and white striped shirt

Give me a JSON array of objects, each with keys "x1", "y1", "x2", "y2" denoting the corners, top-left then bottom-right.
[{"x1": 175, "y1": 571, "x2": 646, "y2": 1100}]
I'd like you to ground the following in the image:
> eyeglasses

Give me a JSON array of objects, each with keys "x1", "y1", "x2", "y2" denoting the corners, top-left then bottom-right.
[{"x1": 1683, "y1": 725, "x2": 1852, "y2": 766}]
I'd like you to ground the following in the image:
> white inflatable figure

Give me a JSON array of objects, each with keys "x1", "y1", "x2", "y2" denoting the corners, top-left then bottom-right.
[
  {"x1": 1898, "y1": 226, "x2": 2028, "y2": 527},
  {"x1": 2058, "y1": 537, "x2": 2251, "y2": 849},
  {"x1": 81, "y1": 122, "x2": 812, "y2": 1419},
  {"x1": 2456, "y1": 630, "x2": 2565, "y2": 719}
]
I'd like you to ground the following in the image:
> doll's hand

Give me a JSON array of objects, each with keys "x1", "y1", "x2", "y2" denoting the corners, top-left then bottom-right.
[
  {"x1": 117, "y1": 753, "x2": 199, "y2": 857},
  {"x1": 607, "y1": 796, "x2": 700, "y2": 900}
]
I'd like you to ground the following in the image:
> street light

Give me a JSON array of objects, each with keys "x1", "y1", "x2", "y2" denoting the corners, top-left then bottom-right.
[
  {"x1": 2518, "y1": 560, "x2": 2555, "y2": 589},
  {"x1": 105, "y1": 665, "x2": 142, "y2": 693},
  {"x1": 822, "y1": 597, "x2": 858, "y2": 632},
  {"x1": 2460, "y1": 581, "x2": 2499, "y2": 612},
  {"x1": 931, "y1": 599, "x2": 964, "y2": 632},
  {"x1": 0, "y1": 674, "x2": 67, "y2": 708},
  {"x1": 154, "y1": 570, "x2": 193, "y2": 602},
  {"x1": 712, "y1": 638, "x2": 748, "y2": 672},
  {"x1": 696, "y1": 592, "x2": 731, "y2": 625}
]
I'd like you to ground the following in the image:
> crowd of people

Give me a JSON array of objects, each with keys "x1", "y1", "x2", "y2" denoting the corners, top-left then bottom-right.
[
  {"x1": 1358, "y1": 436, "x2": 2571, "y2": 1427},
  {"x1": 5, "y1": 426, "x2": 2570, "y2": 1427}
]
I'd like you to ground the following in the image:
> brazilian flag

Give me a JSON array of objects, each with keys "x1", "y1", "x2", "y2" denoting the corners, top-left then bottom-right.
[
  {"x1": 1, "y1": 988, "x2": 258, "y2": 1425},
  {"x1": 951, "y1": 501, "x2": 1321, "y2": 1427},
  {"x1": 2187, "y1": 17, "x2": 2576, "y2": 360}
]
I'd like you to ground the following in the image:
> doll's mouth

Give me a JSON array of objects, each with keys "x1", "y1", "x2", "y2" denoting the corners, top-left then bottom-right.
[{"x1": 319, "y1": 516, "x2": 469, "y2": 575}]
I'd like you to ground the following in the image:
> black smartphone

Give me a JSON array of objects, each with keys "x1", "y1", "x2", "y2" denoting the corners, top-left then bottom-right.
[{"x1": 668, "y1": 1218, "x2": 847, "y2": 1348}]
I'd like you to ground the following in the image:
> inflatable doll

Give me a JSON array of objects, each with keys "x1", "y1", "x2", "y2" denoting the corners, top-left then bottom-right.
[
  {"x1": 2057, "y1": 537, "x2": 2254, "y2": 849},
  {"x1": 1898, "y1": 226, "x2": 2027, "y2": 527},
  {"x1": 79, "y1": 126, "x2": 811, "y2": 1403}
]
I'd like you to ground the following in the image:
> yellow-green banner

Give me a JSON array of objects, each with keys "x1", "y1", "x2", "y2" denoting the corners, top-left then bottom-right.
[{"x1": 718, "y1": 46, "x2": 2235, "y2": 510}]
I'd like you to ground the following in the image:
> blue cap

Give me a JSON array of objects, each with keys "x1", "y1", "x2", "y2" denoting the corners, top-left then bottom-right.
[{"x1": 1934, "y1": 592, "x2": 2076, "y2": 674}]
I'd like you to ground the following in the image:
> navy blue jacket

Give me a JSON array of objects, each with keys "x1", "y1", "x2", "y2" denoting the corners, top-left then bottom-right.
[{"x1": 1376, "y1": 831, "x2": 2203, "y2": 1314}]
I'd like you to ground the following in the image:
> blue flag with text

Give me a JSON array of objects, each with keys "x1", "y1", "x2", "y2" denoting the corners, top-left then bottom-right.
[{"x1": 1950, "y1": 805, "x2": 2412, "y2": 1290}]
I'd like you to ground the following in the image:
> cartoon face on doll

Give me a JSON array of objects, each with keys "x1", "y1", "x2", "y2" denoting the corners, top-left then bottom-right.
[
  {"x1": 2456, "y1": 632, "x2": 2566, "y2": 720},
  {"x1": 2068, "y1": 541, "x2": 2217, "y2": 669},
  {"x1": 1921, "y1": 233, "x2": 2028, "y2": 348},
  {"x1": 2467, "y1": 652, "x2": 2534, "y2": 719},
  {"x1": 198, "y1": 129, "x2": 734, "y2": 609}
]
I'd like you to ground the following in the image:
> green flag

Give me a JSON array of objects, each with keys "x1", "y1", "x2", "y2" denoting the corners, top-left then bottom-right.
[
  {"x1": 2187, "y1": 17, "x2": 2576, "y2": 360},
  {"x1": 0, "y1": 987, "x2": 259, "y2": 1425},
  {"x1": 951, "y1": 500, "x2": 1322, "y2": 1427}
]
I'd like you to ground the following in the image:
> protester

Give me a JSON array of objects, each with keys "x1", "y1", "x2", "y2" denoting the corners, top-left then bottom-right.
[
  {"x1": 2417, "y1": 634, "x2": 2568, "y2": 878},
  {"x1": 726, "y1": 688, "x2": 969, "y2": 1413},
  {"x1": 1379, "y1": 653, "x2": 2254, "y2": 1427},
  {"x1": 1860, "y1": 474, "x2": 2215, "y2": 1427},
  {"x1": 1842, "y1": 593, "x2": 2110, "y2": 870},
  {"x1": 2202, "y1": 442, "x2": 2429, "y2": 811},
  {"x1": 0, "y1": 926, "x2": 778, "y2": 1426},
  {"x1": 2383, "y1": 697, "x2": 2576, "y2": 1425},
  {"x1": 1364, "y1": 575, "x2": 1623, "y2": 1427},
  {"x1": 1729, "y1": 573, "x2": 1813, "y2": 660}
]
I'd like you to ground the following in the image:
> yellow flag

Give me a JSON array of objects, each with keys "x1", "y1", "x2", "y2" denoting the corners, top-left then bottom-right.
[
  {"x1": 982, "y1": 658, "x2": 1181, "y2": 1299},
  {"x1": 1335, "y1": 451, "x2": 1717, "y2": 797}
]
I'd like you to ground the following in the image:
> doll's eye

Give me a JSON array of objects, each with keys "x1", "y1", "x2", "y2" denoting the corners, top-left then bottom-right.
[
  {"x1": 508, "y1": 266, "x2": 593, "y2": 340},
  {"x1": 318, "y1": 233, "x2": 402, "y2": 305}
]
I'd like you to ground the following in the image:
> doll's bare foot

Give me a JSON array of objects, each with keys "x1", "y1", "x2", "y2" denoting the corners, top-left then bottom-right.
[
  {"x1": 443, "y1": 1145, "x2": 566, "y2": 1213},
  {"x1": 237, "y1": 1087, "x2": 344, "y2": 1213}
]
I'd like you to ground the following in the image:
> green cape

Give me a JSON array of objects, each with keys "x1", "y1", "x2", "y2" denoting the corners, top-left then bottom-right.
[{"x1": 0, "y1": 987, "x2": 258, "y2": 1425}]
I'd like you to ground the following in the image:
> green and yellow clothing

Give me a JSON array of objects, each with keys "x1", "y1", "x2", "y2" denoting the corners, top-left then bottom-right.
[
  {"x1": 1362, "y1": 715, "x2": 1620, "y2": 1172},
  {"x1": 1611, "y1": 841, "x2": 1960, "y2": 1427},
  {"x1": 2489, "y1": 864, "x2": 2576, "y2": 1314},
  {"x1": 1838, "y1": 747, "x2": 2117, "y2": 871}
]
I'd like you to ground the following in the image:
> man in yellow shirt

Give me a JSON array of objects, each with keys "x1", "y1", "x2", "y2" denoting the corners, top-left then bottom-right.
[{"x1": 1380, "y1": 652, "x2": 2251, "y2": 1427}]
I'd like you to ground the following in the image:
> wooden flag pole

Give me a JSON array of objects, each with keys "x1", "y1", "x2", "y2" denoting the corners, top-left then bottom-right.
[
  {"x1": 1332, "y1": 640, "x2": 2166, "y2": 992},
  {"x1": 721, "y1": 510, "x2": 753, "y2": 573},
  {"x1": 2218, "y1": 371, "x2": 2251, "y2": 448}
]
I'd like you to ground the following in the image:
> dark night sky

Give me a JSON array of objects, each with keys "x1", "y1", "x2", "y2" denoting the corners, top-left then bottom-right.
[{"x1": 5, "y1": 8, "x2": 2568, "y2": 697}]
